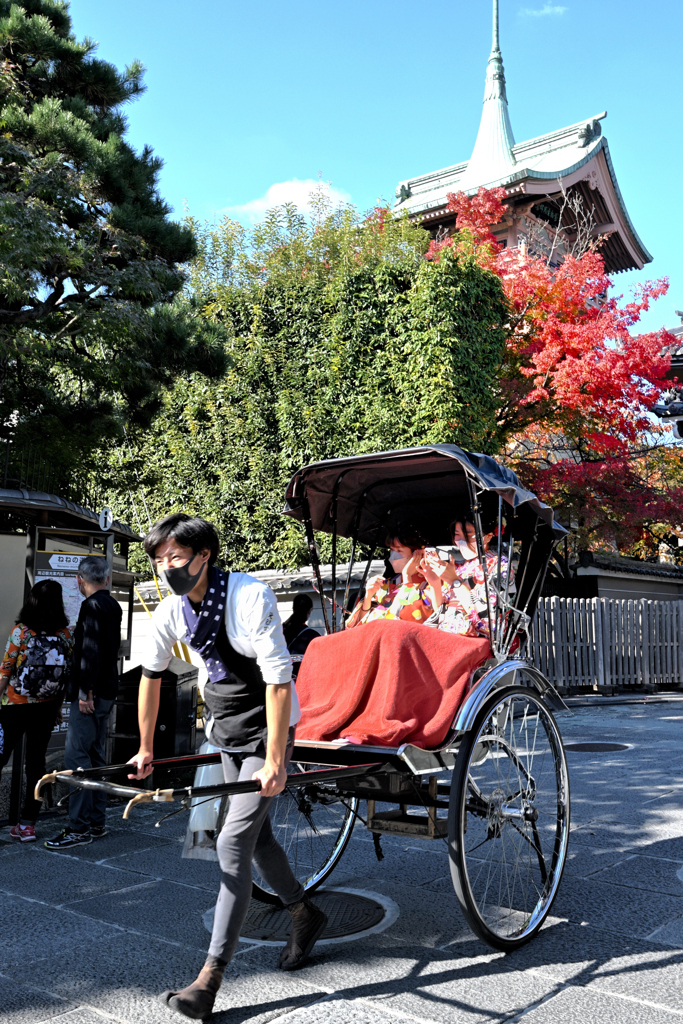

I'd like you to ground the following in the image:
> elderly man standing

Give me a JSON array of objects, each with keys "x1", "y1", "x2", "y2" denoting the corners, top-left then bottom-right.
[{"x1": 45, "y1": 555, "x2": 122, "y2": 850}]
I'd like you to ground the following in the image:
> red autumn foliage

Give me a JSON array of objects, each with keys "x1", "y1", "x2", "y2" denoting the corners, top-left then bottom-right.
[{"x1": 428, "y1": 187, "x2": 682, "y2": 551}]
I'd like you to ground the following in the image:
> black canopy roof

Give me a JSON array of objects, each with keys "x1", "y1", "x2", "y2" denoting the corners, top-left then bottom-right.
[{"x1": 283, "y1": 445, "x2": 567, "y2": 545}]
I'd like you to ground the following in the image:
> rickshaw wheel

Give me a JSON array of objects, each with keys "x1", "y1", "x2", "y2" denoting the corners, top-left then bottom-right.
[
  {"x1": 251, "y1": 761, "x2": 359, "y2": 906},
  {"x1": 449, "y1": 684, "x2": 570, "y2": 951}
]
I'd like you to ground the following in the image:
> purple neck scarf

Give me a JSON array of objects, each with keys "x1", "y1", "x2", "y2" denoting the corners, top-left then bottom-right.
[{"x1": 181, "y1": 566, "x2": 230, "y2": 683}]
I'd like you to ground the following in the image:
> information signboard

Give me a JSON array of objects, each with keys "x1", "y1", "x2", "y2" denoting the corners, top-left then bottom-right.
[{"x1": 34, "y1": 551, "x2": 97, "y2": 630}]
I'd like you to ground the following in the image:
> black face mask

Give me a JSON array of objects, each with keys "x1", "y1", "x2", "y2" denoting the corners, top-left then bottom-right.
[{"x1": 162, "y1": 557, "x2": 206, "y2": 596}]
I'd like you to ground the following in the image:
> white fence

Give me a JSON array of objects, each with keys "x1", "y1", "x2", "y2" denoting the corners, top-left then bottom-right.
[{"x1": 528, "y1": 598, "x2": 683, "y2": 692}]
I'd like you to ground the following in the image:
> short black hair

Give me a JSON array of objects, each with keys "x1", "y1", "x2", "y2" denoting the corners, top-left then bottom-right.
[
  {"x1": 18, "y1": 579, "x2": 68, "y2": 633},
  {"x1": 450, "y1": 513, "x2": 498, "y2": 536},
  {"x1": 384, "y1": 518, "x2": 427, "y2": 552},
  {"x1": 144, "y1": 514, "x2": 220, "y2": 564}
]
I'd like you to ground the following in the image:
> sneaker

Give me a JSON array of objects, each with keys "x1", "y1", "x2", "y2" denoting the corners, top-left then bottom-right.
[
  {"x1": 90, "y1": 825, "x2": 108, "y2": 840},
  {"x1": 10, "y1": 824, "x2": 36, "y2": 843},
  {"x1": 44, "y1": 829, "x2": 92, "y2": 850}
]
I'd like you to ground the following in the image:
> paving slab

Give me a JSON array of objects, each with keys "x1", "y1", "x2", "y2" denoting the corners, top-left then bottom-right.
[
  {"x1": 646, "y1": 913, "x2": 683, "y2": 946},
  {"x1": 584, "y1": 943, "x2": 683, "y2": 1013},
  {"x1": 0, "y1": 892, "x2": 122, "y2": 969},
  {"x1": 47, "y1": 1012, "x2": 119, "y2": 1024},
  {"x1": 0, "y1": 844, "x2": 147, "y2": 905},
  {"x1": 590, "y1": 853, "x2": 683, "y2": 896},
  {"x1": 21, "y1": 932, "x2": 327, "y2": 1024},
  {"x1": 550, "y1": 868, "x2": 683, "y2": 939},
  {"x1": 519, "y1": 984, "x2": 683, "y2": 1024},
  {"x1": 67, "y1": 878, "x2": 211, "y2": 949},
  {"x1": 103, "y1": 840, "x2": 221, "y2": 891},
  {"x1": 0, "y1": 974, "x2": 77, "y2": 1024},
  {"x1": 499, "y1": 919, "x2": 671, "y2": 986},
  {"x1": 268, "y1": 999, "x2": 419, "y2": 1024},
  {"x1": 291, "y1": 943, "x2": 557, "y2": 1024}
]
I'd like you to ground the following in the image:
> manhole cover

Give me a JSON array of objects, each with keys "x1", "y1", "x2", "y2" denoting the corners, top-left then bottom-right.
[
  {"x1": 564, "y1": 742, "x2": 630, "y2": 752},
  {"x1": 241, "y1": 890, "x2": 386, "y2": 941}
]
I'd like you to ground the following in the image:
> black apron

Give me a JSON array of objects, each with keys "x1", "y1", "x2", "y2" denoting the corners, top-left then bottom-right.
[{"x1": 203, "y1": 627, "x2": 268, "y2": 752}]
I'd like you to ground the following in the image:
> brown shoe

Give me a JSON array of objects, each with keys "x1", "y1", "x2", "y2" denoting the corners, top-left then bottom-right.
[
  {"x1": 160, "y1": 958, "x2": 226, "y2": 1020},
  {"x1": 278, "y1": 896, "x2": 328, "y2": 971}
]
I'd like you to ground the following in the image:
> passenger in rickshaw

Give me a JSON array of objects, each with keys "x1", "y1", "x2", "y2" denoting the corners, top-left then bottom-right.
[
  {"x1": 421, "y1": 516, "x2": 514, "y2": 638},
  {"x1": 345, "y1": 522, "x2": 434, "y2": 629}
]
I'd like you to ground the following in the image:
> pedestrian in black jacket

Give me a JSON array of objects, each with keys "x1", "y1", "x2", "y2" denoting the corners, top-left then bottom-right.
[{"x1": 45, "y1": 556, "x2": 122, "y2": 850}]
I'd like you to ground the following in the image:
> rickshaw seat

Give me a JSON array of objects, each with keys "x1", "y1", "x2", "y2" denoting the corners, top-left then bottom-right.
[{"x1": 295, "y1": 619, "x2": 491, "y2": 749}]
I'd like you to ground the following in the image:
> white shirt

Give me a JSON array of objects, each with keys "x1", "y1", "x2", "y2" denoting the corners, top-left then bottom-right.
[{"x1": 142, "y1": 571, "x2": 300, "y2": 728}]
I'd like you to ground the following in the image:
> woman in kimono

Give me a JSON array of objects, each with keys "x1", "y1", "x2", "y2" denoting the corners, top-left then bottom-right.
[
  {"x1": 345, "y1": 523, "x2": 433, "y2": 629},
  {"x1": 421, "y1": 518, "x2": 513, "y2": 638}
]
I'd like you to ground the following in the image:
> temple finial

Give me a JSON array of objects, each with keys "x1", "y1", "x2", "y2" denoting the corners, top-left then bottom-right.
[{"x1": 458, "y1": 0, "x2": 516, "y2": 191}]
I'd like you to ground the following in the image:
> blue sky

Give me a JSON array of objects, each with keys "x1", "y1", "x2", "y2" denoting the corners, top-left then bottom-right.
[{"x1": 69, "y1": 0, "x2": 682, "y2": 334}]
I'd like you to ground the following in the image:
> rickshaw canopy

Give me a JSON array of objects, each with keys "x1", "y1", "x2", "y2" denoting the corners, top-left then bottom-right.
[{"x1": 282, "y1": 444, "x2": 567, "y2": 545}]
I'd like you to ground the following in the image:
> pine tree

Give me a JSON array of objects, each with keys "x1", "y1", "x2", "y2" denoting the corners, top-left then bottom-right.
[{"x1": 0, "y1": 0, "x2": 225, "y2": 471}]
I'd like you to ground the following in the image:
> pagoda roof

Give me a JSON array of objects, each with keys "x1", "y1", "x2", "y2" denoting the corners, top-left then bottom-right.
[{"x1": 393, "y1": 2, "x2": 651, "y2": 274}]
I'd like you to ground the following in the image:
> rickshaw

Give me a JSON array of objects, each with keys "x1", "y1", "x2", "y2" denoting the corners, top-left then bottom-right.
[{"x1": 36, "y1": 444, "x2": 570, "y2": 953}]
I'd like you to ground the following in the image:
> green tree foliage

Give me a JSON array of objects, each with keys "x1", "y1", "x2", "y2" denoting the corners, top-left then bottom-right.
[
  {"x1": 117, "y1": 195, "x2": 509, "y2": 571},
  {"x1": 0, "y1": 0, "x2": 225, "y2": 467}
]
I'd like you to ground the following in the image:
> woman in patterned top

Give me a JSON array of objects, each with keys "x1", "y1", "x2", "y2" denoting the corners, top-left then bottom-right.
[
  {"x1": 0, "y1": 580, "x2": 74, "y2": 842},
  {"x1": 345, "y1": 523, "x2": 434, "y2": 629},
  {"x1": 421, "y1": 518, "x2": 513, "y2": 639}
]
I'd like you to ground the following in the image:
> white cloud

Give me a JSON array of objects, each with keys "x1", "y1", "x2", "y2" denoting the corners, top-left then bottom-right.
[
  {"x1": 223, "y1": 179, "x2": 352, "y2": 225},
  {"x1": 519, "y1": 3, "x2": 567, "y2": 15}
]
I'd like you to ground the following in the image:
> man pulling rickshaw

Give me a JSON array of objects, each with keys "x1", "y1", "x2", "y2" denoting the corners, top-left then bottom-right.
[
  {"x1": 35, "y1": 444, "x2": 571, "y2": 1020},
  {"x1": 128, "y1": 513, "x2": 328, "y2": 1020}
]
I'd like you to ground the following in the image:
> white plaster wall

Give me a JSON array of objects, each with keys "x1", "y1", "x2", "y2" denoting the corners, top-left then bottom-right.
[
  {"x1": 0, "y1": 534, "x2": 27, "y2": 648},
  {"x1": 127, "y1": 586, "x2": 348, "y2": 691}
]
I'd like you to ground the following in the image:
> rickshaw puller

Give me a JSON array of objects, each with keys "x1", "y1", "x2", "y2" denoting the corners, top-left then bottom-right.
[{"x1": 128, "y1": 514, "x2": 327, "y2": 1021}]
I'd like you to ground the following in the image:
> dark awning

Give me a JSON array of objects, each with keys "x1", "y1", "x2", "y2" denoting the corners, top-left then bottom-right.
[
  {"x1": 0, "y1": 488, "x2": 140, "y2": 542},
  {"x1": 283, "y1": 445, "x2": 567, "y2": 545}
]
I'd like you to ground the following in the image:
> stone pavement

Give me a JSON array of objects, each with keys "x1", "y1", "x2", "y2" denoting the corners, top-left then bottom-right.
[{"x1": 3, "y1": 696, "x2": 683, "y2": 1024}]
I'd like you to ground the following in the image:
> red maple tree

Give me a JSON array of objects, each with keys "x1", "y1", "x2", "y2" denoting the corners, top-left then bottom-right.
[{"x1": 426, "y1": 188, "x2": 682, "y2": 554}]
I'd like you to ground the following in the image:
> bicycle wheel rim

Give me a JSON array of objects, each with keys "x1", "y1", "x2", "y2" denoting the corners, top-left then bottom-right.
[
  {"x1": 450, "y1": 687, "x2": 569, "y2": 948},
  {"x1": 252, "y1": 762, "x2": 358, "y2": 905}
]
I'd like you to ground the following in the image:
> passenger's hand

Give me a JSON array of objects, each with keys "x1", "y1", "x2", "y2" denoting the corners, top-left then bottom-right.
[
  {"x1": 420, "y1": 557, "x2": 443, "y2": 589},
  {"x1": 78, "y1": 695, "x2": 95, "y2": 714},
  {"x1": 424, "y1": 550, "x2": 458, "y2": 585},
  {"x1": 127, "y1": 750, "x2": 154, "y2": 780},
  {"x1": 365, "y1": 574, "x2": 385, "y2": 597},
  {"x1": 253, "y1": 760, "x2": 287, "y2": 797},
  {"x1": 402, "y1": 548, "x2": 425, "y2": 583}
]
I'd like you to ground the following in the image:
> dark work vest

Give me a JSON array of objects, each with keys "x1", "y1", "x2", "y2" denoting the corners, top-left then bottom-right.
[{"x1": 202, "y1": 623, "x2": 268, "y2": 752}]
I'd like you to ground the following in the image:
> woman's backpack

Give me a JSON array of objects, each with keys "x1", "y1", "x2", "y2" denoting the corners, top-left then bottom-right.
[{"x1": 14, "y1": 631, "x2": 71, "y2": 700}]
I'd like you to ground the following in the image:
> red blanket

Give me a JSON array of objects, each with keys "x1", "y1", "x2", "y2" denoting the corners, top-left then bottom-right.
[{"x1": 295, "y1": 619, "x2": 491, "y2": 749}]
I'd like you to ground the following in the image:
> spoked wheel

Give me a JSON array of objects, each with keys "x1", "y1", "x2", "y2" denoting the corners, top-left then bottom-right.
[
  {"x1": 449, "y1": 685, "x2": 570, "y2": 950},
  {"x1": 251, "y1": 761, "x2": 359, "y2": 905}
]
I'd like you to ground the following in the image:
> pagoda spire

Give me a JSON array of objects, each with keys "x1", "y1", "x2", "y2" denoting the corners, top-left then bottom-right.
[{"x1": 459, "y1": 0, "x2": 516, "y2": 191}]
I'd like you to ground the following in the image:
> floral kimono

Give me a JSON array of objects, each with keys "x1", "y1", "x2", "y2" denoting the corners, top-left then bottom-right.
[
  {"x1": 434, "y1": 552, "x2": 513, "y2": 638},
  {"x1": 359, "y1": 575, "x2": 434, "y2": 627}
]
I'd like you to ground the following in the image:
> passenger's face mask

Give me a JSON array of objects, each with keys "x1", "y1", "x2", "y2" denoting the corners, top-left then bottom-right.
[
  {"x1": 388, "y1": 550, "x2": 409, "y2": 574},
  {"x1": 162, "y1": 556, "x2": 206, "y2": 596},
  {"x1": 455, "y1": 538, "x2": 478, "y2": 561}
]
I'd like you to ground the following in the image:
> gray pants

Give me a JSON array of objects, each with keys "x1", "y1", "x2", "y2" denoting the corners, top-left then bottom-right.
[
  {"x1": 208, "y1": 740, "x2": 304, "y2": 963},
  {"x1": 64, "y1": 697, "x2": 114, "y2": 832}
]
